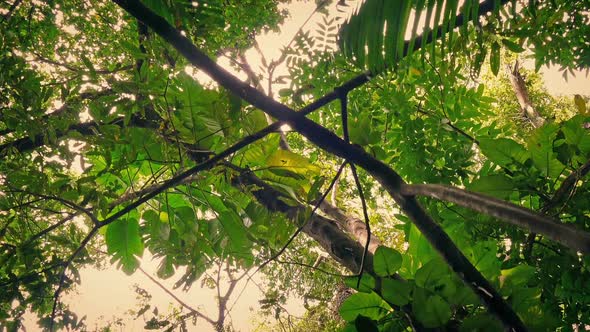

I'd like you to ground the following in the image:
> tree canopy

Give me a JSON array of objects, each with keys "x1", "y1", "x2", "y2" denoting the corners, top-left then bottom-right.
[{"x1": 1, "y1": 0, "x2": 590, "y2": 331}]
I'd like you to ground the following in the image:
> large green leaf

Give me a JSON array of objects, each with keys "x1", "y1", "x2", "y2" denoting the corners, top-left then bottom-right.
[
  {"x1": 373, "y1": 246, "x2": 403, "y2": 277},
  {"x1": 479, "y1": 137, "x2": 529, "y2": 167},
  {"x1": 412, "y1": 287, "x2": 452, "y2": 327},
  {"x1": 266, "y1": 149, "x2": 321, "y2": 176},
  {"x1": 339, "y1": 0, "x2": 484, "y2": 72},
  {"x1": 217, "y1": 211, "x2": 251, "y2": 254},
  {"x1": 339, "y1": 292, "x2": 391, "y2": 322},
  {"x1": 468, "y1": 174, "x2": 514, "y2": 199},
  {"x1": 527, "y1": 123, "x2": 566, "y2": 178},
  {"x1": 500, "y1": 265, "x2": 536, "y2": 289},
  {"x1": 381, "y1": 278, "x2": 412, "y2": 306},
  {"x1": 562, "y1": 115, "x2": 590, "y2": 155},
  {"x1": 344, "y1": 273, "x2": 376, "y2": 293},
  {"x1": 106, "y1": 215, "x2": 144, "y2": 275}
]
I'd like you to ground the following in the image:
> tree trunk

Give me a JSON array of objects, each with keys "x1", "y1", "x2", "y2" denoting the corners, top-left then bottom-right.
[{"x1": 506, "y1": 61, "x2": 545, "y2": 128}]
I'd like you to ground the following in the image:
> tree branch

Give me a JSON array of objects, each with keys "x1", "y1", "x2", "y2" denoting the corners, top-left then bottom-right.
[
  {"x1": 112, "y1": 0, "x2": 525, "y2": 329},
  {"x1": 506, "y1": 61, "x2": 545, "y2": 128},
  {"x1": 137, "y1": 266, "x2": 216, "y2": 326},
  {"x1": 401, "y1": 183, "x2": 590, "y2": 253}
]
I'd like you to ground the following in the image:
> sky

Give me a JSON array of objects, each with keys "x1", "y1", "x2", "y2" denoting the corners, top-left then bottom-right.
[{"x1": 21, "y1": 1, "x2": 590, "y2": 331}]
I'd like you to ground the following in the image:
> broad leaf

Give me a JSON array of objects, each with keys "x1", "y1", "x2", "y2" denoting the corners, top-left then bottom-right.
[
  {"x1": 412, "y1": 287, "x2": 452, "y2": 327},
  {"x1": 373, "y1": 246, "x2": 403, "y2": 277},
  {"x1": 381, "y1": 278, "x2": 412, "y2": 306},
  {"x1": 468, "y1": 174, "x2": 514, "y2": 199},
  {"x1": 479, "y1": 137, "x2": 529, "y2": 167},
  {"x1": 106, "y1": 216, "x2": 144, "y2": 275},
  {"x1": 339, "y1": 292, "x2": 391, "y2": 322}
]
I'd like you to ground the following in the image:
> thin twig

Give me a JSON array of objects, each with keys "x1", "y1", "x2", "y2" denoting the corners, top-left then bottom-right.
[{"x1": 138, "y1": 266, "x2": 216, "y2": 325}]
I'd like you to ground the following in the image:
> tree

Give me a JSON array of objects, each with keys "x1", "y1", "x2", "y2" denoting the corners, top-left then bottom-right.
[{"x1": 1, "y1": 0, "x2": 589, "y2": 331}]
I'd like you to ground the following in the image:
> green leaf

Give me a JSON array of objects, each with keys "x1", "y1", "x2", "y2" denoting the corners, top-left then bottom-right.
[
  {"x1": 339, "y1": 292, "x2": 391, "y2": 322},
  {"x1": 373, "y1": 246, "x2": 403, "y2": 277},
  {"x1": 574, "y1": 94, "x2": 588, "y2": 115},
  {"x1": 79, "y1": 53, "x2": 96, "y2": 77},
  {"x1": 344, "y1": 274, "x2": 376, "y2": 293},
  {"x1": 142, "y1": 0, "x2": 175, "y2": 24},
  {"x1": 267, "y1": 167, "x2": 306, "y2": 180},
  {"x1": 490, "y1": 41, "x2": 501, "y2": 76},
  {"x1": 306, "y1": 176, "x2": 326, "y2": 202},
  {"x1": 479, "y1": 137, "x2": 529, "y2": 167},
  {"x1": 500, "y1": 265, "x2": 536, "y2": 287},
  {"x1": 562, "y1": 115, "x2": 590, "y2": 154},
  {"x1": 466, "y1": 241, "x2": 501, "y2": 280},
  {"x1": 527, "y1": 123, "x2": 565, "y2": 178},
  {"x1": 381, "y1": 278, "x2": 411, "y2": 306},
  {"x1": 218, "y1": 211, "x2": 251, "y2": 253},
  {"x1": 157, "y1": 257, "x2": 175, "y2": 279},
  {"x1": 354, "y1": 315, "x2": 379, "y2": 332},
  {"x1": 106, "y1": 216, "x2": 144, "y2": 275},
  {"x1": 468, "y1": 174, "x2": 514, "y2": 199},
  {"x1": 404, "y1": 224, "x2": 436, "y2": 275},
  {"x1": 412, "y1": 288, "x2": 452, "y2": 328},
  {"x1": 501, "y1": 39, "x2": 525, "y2": 53},
  {"x1": 348, "y1": 115, "x2": 372, "y2": 146},
  {"x1": 266, "y1": 150, "x2": 320, "y2": 176},
  {"x1": 415, "y1": 259, "x2": 449, "y2": 289}
]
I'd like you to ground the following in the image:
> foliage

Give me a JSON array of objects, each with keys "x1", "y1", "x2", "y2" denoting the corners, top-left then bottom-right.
[{"x1": 1, "y1": 0, "x2": 590, "y2": 331}]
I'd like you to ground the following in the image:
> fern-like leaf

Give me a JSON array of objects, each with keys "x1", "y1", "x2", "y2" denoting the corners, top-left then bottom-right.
[{"x1": 338, "y1": 0, "x2": 495, "y2": 74}]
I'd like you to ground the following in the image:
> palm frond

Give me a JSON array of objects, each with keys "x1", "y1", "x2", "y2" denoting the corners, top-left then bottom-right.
[{"x1": 339, "y1": 0, "x2": 496, "y2": 73}]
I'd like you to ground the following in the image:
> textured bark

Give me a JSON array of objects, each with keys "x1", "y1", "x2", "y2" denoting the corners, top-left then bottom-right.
[
  {"x1": 506, "y1": 61, "x2": 545, "y2": 128},
  {"x1": 319, "y1": 201, "x2": 382, "y2": 254},
  {"x1": 401, "y1": 183, "x2": 590, "y2": 253},
  {"x1": 233, "y1": 169, "x2": 374, "y2": 275}
]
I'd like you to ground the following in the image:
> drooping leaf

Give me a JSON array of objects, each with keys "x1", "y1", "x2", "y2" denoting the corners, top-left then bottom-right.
[
  {"x1": 501, "y1": 38, "x2": 525, "y2": 53},
  {"x1": 574, "y1": 94, "x2": 588, "y2": 115},
  {"x1": 106, "y1": 215, "x2": 144, "y2": 275},
  {"x1": 490, "y1": 41, "x2": 501, "y2": 76}
]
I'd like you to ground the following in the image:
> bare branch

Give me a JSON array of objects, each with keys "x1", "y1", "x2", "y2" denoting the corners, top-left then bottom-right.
[
  {"x1": 50, "y1": 226, "x2": 99, "y2": 331},
  {"x1": 138, "y1": 266, "x2": 216, "y2": 326}
]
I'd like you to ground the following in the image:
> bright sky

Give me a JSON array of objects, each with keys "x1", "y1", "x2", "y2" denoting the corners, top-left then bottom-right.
[{"x1": 21, "y1": 1, "x2": 590, "y2": 331}]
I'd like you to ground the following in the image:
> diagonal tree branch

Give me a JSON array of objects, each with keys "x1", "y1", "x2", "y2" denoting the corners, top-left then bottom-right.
[
  {"x1": 229, "y1": 162, "x2": 426, "y2": 330},
  {"x1": 111, "y1": 1, "x2": 525, "y2": 330},
  {"x1": 400, "y1": 183, "x2": 590, "y2": 252},
  {"x1": 137, "y1": 266, "x2": 217, "y2": 326}
]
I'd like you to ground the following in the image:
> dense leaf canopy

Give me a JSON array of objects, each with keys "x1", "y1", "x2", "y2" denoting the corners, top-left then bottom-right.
[{"x1": 1, "y1": 0, "x2": 590, "y2": 331}]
